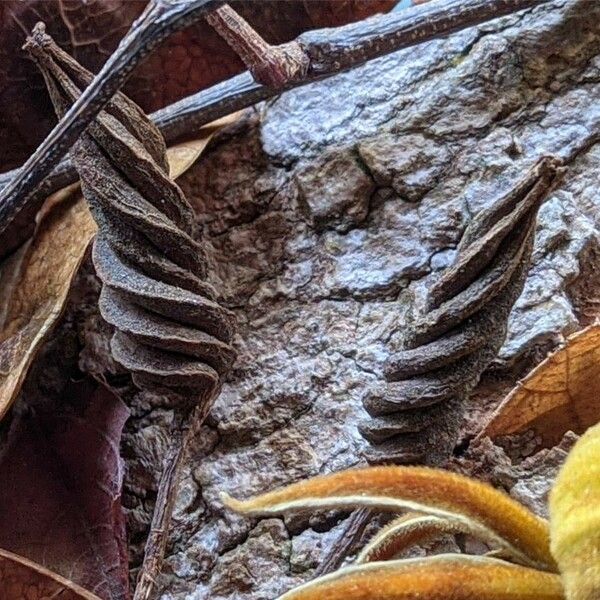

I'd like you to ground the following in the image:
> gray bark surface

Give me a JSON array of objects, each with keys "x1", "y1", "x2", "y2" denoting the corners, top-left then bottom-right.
[{"x1": 78, "y1": 1, "x2": 600, "y2": 597}]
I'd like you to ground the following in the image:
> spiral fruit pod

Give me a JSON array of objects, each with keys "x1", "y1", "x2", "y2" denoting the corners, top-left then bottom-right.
[
  {"x1": 25, "y1": 24, "x2": 236, "y2": 401},
  {"x1": 360, "y1": 157, "x2": 563, "y2": 465}
]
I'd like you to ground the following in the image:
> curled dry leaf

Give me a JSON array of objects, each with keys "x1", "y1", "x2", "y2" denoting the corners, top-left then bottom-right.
[
  {"x1": 0, "y1": 547, "x2": 102, "y2": 600},
  {"x1": 480, "y1": 324, "x2": 600, "y2": 447},
  {"x1": 360, "y1": 156, "x2": 562, "y2": 465},
  {"x1": 0, "y1": 115, "x2": 238, "y2": 423}
]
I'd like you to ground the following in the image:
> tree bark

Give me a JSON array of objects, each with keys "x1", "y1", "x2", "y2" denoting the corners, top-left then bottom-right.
[{"x1": 75, "y1": 0, "x2": 600, "y2": 597}]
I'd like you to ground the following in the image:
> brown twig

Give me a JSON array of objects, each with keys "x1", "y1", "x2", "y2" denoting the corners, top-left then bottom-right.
[
  {"x1": 133, "y1": 427, "x2": 186, "y2": 600},
  {"x1": 206, "y1": 4, "x2": 309, "y2": 88},
  {"x1": 312, "y1": 508, "x2": 374, "y2": 577},
  {"x1": 0, "y1": 0, "x2": 552, "y2": 260},
  {"x1": 133, "y1": 400, "x2": 214, "y2": 600}
]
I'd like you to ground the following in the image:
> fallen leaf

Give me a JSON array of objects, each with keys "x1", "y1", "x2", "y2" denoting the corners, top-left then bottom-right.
[
  {"x1": 480, "y1": 324, "x2": 600, "y2": 447},
  {"x1": 0, "y1": 380, "x2": 130, "y2": 599},
  {"x1": 0, "y1": 116, "x2": 237, "y2": 423},
  {"x1": 166, "y1": 112, "x2": 241, "y2": 179},
  {"x1": 0, "y1": 547, "x2": 102, "y2": 600},
  {"x1": 0, "y1": 0, "x2": 395, "y2": 170},
  {"x1": 0, "y1": 183, "x2": 96, "y2": 421}
]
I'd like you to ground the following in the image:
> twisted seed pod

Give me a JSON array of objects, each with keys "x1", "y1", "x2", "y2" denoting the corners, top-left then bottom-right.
[
  {"x1": 25, "y1": 24, "x2": 236, "y2": 400},
  {"x1": 360, "y1": 157, "x2": 563, "y2": 465},
  {"x1": 550, "y1": 421, "x2": 600, "y2": 600}
]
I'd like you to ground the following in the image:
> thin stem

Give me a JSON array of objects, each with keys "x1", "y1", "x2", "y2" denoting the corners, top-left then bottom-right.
[
  {"x1": 157, "y1": 0, "x2": 552, "y2": 139},
  {"x1": 0, "y1": 0, "x2": 551, "y2": 260},
  {"x1": 133, "y1": 395, "x2": 216, "y2": 600},
  {"x1": 133, "y1": 429, "x2": 186, "y2": 600},
  {"x1": 313, "y1": 508, "x2": 374, "y2": 577}
]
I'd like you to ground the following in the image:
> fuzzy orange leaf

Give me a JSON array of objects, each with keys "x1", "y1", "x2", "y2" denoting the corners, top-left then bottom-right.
[
  {"x1": 0, "y1": 547, "x2": 102, "y2": 600},
  {"x1": 356, "y1": 512, "x2": 521, "y2": 564},
  {"x1": 222, "y1": 466, "x2": 555, "y2": 570},
  {"x1": 481, "y1": 325, "x2": 600, "y2": 448},
  {"x1": 277, "y1": 554, "x2": 564, "y2": 600}
]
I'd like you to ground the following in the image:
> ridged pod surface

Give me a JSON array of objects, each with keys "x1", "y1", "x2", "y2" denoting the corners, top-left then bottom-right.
[
  {"x1": 550, "y1": 421, "x2": 600, "y2": 600},
  {"x1": 360, "y1": 157, "x2": 563, "y2": 465},
  {"x1": 25, "y1": 24, "x2": 236, "y2": 402}
]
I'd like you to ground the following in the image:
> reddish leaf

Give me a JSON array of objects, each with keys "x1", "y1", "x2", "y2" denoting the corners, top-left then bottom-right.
[
  {"x1": 0, "y1": 379, "x2": 130, "y2": 600},
  {"x1": 0, "y1": 547, "x2": 102, "y2": 600},
  {"x1": 0, "y1": 0, "x2": 145, "y2": 171},
  {"x1": 0, "y1": 0, "x2": 396, "y2": 170}
]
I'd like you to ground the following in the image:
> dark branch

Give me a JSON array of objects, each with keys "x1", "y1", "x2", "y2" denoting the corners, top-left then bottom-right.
[
  {"x1": 156, "y1": 0, "x2": 553, "y2": 140},
  {"x1": 0, "y1": 0, "x2": 225, "y2": 258},
  {"x1": 0, "y1": 0, "x2": 551, "y2": 259}
]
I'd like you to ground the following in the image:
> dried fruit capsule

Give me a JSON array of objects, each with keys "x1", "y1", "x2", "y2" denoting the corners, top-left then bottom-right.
[
  {"x1": 25, "y1": 24, "x2": 236, "y2": 403},
  {"x1": 360, "y1": 157, "x2": 563, "y2": 465}
]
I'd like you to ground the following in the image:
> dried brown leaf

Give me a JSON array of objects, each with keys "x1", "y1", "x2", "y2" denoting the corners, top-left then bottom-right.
[
  {"x1": 480, "y1": 325, "x2": 600, "y2": 447},
  {"x1": 0, "y1": 184, "x2": 96, "y2": 421},
  {"x1": 0, "y1": 381, "x2": 130, "y2": 599},
  {"x1": 166, "y1": 112, "x2": 241, "y2": 179},
  {"x1": 0, "y1": 117, "x2": 237, "y2": 423},
  {"x1": 0, "y1": 547, "x2": 102, "y2": 600}
]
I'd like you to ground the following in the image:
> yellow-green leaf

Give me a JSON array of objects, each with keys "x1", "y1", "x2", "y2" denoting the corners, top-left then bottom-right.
[{"x1": 550, "y1": 422, "x2": 600, "y2": 600}]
